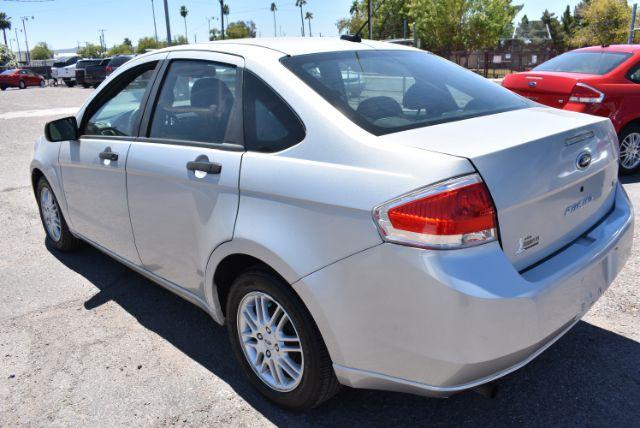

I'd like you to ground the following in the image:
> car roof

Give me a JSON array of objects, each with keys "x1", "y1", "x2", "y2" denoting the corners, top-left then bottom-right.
[
  {"x1": 574, "y1": 44, "x2": 640, "y2": 54},
  {"x1": 152, "y1": 37, "x2": 414, "y2": 57}
]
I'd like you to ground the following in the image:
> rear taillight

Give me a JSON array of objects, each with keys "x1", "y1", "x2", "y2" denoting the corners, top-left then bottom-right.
[
  {"x1": 569, "y1": 83, "x2": 604, "y2": 104},
  {"x1": 106, "y1": 66, "x2": 113, "y2": 74},
  {"x1": 373, "y1": 174, "x2": 498, "y2": 249}
]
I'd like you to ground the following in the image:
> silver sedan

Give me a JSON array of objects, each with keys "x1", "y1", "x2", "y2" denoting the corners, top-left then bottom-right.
[{"x1": 31, "y1": 38, "x2": 634, "y2": 411}]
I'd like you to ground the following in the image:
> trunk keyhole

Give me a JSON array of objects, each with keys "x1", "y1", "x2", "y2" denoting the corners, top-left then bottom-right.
[{"x1": 580, "y1": 186, "x2": 584, "y2": 192}]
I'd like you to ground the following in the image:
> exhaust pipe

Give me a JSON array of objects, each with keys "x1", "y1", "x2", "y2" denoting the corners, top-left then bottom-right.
[{"x1": 472, "y1": 381, "x2": 498, "y2": 398}]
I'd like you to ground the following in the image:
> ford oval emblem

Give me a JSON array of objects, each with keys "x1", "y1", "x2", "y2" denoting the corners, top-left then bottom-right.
[
  {"x1": 528, "y1": 81, "x2": 537, "y2": 88},
  {"x1": 576, "y1": 151, "x2": 592, "y2": 170}
]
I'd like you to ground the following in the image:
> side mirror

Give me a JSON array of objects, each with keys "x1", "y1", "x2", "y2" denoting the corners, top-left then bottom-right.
[{"x1": 45, "y1": 116, "x2": 79, "y2": 142}]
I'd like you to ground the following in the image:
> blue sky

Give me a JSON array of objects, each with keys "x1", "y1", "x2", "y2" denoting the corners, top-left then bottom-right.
[{"x1": 2, "y1": 0, "x2": 588, "y2": 51}]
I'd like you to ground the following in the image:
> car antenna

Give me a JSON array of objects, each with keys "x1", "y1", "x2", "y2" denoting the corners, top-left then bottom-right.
[{"x1": 340, "y1": 0, "x2": 392, "y2": 43}]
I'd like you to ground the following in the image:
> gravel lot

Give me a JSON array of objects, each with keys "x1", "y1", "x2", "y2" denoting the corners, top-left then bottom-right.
[{"x1": 1, "y1": 86, "x2": 639, "y2": 426}]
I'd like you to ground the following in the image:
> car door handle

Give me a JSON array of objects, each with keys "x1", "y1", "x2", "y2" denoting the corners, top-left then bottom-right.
[
  {"x1": 98, "y1": 149, "x2": 118, "y2": 161},
  {"x1": 186, "y1": 160, "x2": 222, "y2": 174}
]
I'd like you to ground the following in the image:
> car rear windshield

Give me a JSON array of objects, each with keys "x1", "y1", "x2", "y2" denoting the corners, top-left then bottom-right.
[
  {"x1": 109, "y1": 56, "x2": 133, "y2": 67},
  {"x1": 77, "y1": 60, "x2": 101, "y2": 69},
  {"x1": 281, "y1": 50, "x2": 529, "y2": 136},
  {"x1": 533, "y1": 51, "x2": 632, "y2": 75}
]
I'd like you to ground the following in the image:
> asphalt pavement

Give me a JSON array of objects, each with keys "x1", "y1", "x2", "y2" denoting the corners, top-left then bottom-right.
[{"x1": 0, "y1": 86, "x2": 638, "y2": 426}]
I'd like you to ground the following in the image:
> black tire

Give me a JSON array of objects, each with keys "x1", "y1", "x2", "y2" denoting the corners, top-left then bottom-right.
[
  {"x1": 36, "y1": 177, "x2": 82, "y2": 251},
  {"x1": 64, "y1": 80, "x2": 75, "y2": 88},
  {"x1": 39, "y1": 79, "x2": 46, "y2": 88},
  {"x1": 81, "y1": 83, "x2": 90, "y2": 89},
  {"x1": 618, "y1": 124, "x2": 640, "y2": 175},
  {"x1": 18, "y1": 80, "x2": 26, "y2": 89},
  {"x1": 0, "y1": 85, "x2": 6, "y2": 91},
  {"x1": 226, "y1": 268, "x2": 340, "y2": 411}
]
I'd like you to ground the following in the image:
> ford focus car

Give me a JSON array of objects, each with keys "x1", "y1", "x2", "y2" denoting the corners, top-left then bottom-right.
[
  {"x1": 31, "y1": 38, "x2": 634, "y2": 411},
  {"x1": 0, "y1": 68, "x2": 45, "y2": 90},
  {"x1": 503, "y1": 45, "x2": 640, "y2": 174}
]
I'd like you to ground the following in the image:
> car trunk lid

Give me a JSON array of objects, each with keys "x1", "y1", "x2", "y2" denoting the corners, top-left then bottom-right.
[
  {"x1": 502, "y1": 72, "x2": 588, "y2": 108},
  {"x1": 381, "y1": 107, "x2": 619, "y2": 270}
]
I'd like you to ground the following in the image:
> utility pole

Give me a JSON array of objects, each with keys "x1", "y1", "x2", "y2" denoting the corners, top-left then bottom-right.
[
  {"x1": 219, "y1": 0, "x2": 225, "y2": 40},
  {"x1": 629, "y1": 3, "x2": 638, "y2": 44},
  {"x1": 367, "y1": 0, "x2": 373, "y2": 39},
  {"x1": 20, "y1": 16, "x2": 33, "y2": 64},
  {"x1": 163, "y1": 0, "x2": 172, "y2": 45},
  {"x1": 98, "y1": 29, "x2": 107, "y2": 55},
  {"x1": 151, "y1": 0, "x2": 159, "y2": 42},
  {"x1": 14, "y1": 28, "x2": 22, "y2": 63}
]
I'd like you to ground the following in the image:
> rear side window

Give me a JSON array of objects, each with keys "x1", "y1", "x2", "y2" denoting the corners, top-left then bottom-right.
[
  {"x1": 109, "y1": 56, "x2": 133, "y2": 67},
  {"x1": 149, "y1": 60, "x2": 238, "y2": 144},
  {"x1": 534, "y1": 51, "x2": 631, "y2": 75},
  {"x1": 243, "y1": 71, "x2": 305, "y2": 152}
]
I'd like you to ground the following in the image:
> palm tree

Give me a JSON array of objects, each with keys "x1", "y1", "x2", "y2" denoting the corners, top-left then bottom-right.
[
  {"x1": 349, "y1": 0, "x2": 359, "y2": 15},
  {"x1": 305, "y1": 12, "x2": 313, "y2": 37},
  {"x1": 222, "y1": 4, "x2": 230, "y2": 34},
  {"x1": 295, "y1": 0, "x2": 307, "y2": 37},
  {"x1": 270, "y1": 2, "x2": 278, "y2": 37},
  {"x1": 0, "y1": 13, "x2": 11, "y2": 47},
  {"x1": 179, "y1": 5, "x2": 189, "y2": 43}
]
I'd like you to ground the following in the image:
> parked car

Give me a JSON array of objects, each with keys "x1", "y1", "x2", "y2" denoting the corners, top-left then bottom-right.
[
  {"x1": 74, "y1": 59, "x2": 102, "y2": 88},
  {"x1": 84, "y1": 58, "x2": 111, "y2": 88},
  {"x1": 105, "y1": 54, "x2": 134, "y2": 76},
  {"x1": 51, "y1": 56, "x2": 80, "y2": 87},
  {"x1": 503, "y1": 45, "x2": 640, "y2": 173},
  {"x1": 0, "y1": 68, "x2": 45, "y2": 90},
  {"x1": 32, "y1": 38, "x2": 634, "y2": 411}
]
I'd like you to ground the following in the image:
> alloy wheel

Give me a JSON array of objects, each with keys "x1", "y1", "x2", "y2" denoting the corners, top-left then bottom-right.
[
  {"x1": 40, "y1": 187, "x2": 62, "y2": 242},
  {"x1": 620, "y1": 132, "x2": 640, "y2": 171},
  {"x1": 237, "y1": 291, "x2": 304, "y2": 392}
]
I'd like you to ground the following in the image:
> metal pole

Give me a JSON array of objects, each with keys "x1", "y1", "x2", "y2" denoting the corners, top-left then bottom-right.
[
  {"x1": 15, "y1": 28, "x2": 22, "y2": 63},
  {"x1": 151, "y1": 0, "x2": 159, "y2": 42},
  {"x1": 629, "y1": 3, "x2": 637, "y2": 44},
  {"x1": 368, "y1": 0, "x2": 373, "y2": 39},
  {"x1": 163, "y1": 0, "x2": 172, "y2": 45},
  {"x1": 220, "y1": 0, "x2": 225, "y2": 40},
  {"x1": 413, "y1": 22, "x2": 417, "y2": 48},
  {"x1": 21, "y1": 17, "x2": 31, "y2": 64},
  {"x1": 403, "y1": 19, "x2": 408, "y2": 39}
]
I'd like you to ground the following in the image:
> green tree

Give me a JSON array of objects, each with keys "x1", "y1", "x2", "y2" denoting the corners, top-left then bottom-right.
[
  {"x1": 0, "y1": 43, "x2": 17, "y2": 66},
  {"x1": 305, "y1": 12, "x2": 314, "y2": 37},
  {"x1": 541, "y1": 9, "x2": 565, "y2": 50},
  {"x1": 408, "y1": 0, "x2": 521, "y2": 51},
  {"x1": 561, "y1": 5, "x2": 575, "y2": 38},
  {"x1": 0, "y1": 12, "x2": 11, "y2": 47},
  {"x1": 30, "y1": 42, "x2": 53, "y2": 60},
  {"x1": 179, "y1": 5, "x2": 189, "y2": 43},
  {"x1": 136, "y1": 36, "x2": 164, "y2": 54},
  {"x1": 225, "y1": 21, "x2": 257, "y2": 39},
  {"x1": 209, "y1": 28, "x2": 221, "y2": 41},
  {"x1": 173, "y1": 35, "x2": 188, "y2": 45},
  {"x1": 571, "y1": 0, "x2": 630, "y2": 47},
  {"x1": 77, "y1": 43, "x2": 102, "y2": 58},
  {"x1": 107, "y1": 38, "x2": 135, "y2": 56}
]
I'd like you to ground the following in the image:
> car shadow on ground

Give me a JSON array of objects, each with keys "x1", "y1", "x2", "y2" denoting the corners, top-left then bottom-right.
[
  {"x1": 620, "y1": 171, "x2": 640, "y2": 184},
  {"x1": 48, "y1": 243, "x2": 640, "y2": 426}
]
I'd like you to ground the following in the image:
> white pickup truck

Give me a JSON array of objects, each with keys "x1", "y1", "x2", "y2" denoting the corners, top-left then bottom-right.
[{"x1": 51, "y1": 56, "x2": 80, "y2": 87}]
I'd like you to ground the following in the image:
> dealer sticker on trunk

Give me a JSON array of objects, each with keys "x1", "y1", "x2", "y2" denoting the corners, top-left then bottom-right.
[{"x1": 515, "y1": 234, "x2": 540, "y2": 255}]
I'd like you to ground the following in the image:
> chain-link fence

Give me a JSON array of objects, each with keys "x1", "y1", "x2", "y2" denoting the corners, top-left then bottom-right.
[{"x1": 439, "y1": 49, "x2": 557, "y2": 78}]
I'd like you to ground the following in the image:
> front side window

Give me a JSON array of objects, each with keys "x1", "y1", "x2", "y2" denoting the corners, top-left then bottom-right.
[
  {"x1": 149, "y1": 60, "x2": 238, "y2": 144},
  {"x1": 282, "y1": 50, "x2": 528, "y2": 136},
  {"x1": 243, "y1": 71, "x2": 305, "y2": 152},
  {"x1": 534, "y1": 51, "x2": 632, "y2": 75},
  {"x1": 84, "y1": 64, "x2": 156, "y2": 137}
]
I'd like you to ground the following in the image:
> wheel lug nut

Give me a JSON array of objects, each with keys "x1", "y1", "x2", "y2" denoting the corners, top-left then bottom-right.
[
  {"x1": 266, "y1": 327, "x2": 271, "y2": 334},
  {"x1": 266, "y1": 350, "x2": 271, "y2": 358},
  {"x1": 257, "y1": 333, "x2": 263, "y2": 340}
]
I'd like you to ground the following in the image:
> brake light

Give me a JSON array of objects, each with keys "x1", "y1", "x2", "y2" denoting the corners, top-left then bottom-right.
[
  {"x1": 373, "y1": 174, "x2": 498, "y2": 249},
  {"x1": 106, "y1": 66, "x2": 113, "y2": 74},
  {"x1": 569, "y1": 83, "x2": 604, "y2": 104}
]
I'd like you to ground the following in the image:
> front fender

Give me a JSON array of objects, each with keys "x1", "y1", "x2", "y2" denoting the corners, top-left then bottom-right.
[{"x1": 30, "y1": 137, "x2": 71, "y2": 227}]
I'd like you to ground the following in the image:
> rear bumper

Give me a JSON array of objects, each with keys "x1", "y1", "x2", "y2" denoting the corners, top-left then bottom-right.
[{"x1": 293, "y1": 183, "x2": 634, "y2": 396}]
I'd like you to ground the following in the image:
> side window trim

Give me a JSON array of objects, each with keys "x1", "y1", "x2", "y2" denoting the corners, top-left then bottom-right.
[
  {"x1": 79, "y1": 59, "x2": 164, "y2": 138},
  {"x1": 137, "y1": 58, "x2": 245, "y2": 151}
]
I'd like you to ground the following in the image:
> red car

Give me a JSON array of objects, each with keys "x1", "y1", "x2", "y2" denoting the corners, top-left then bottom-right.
[
  {"x1": 0, "y1": 68, "x2": 46, "y2": 91},
  {"x1": 503, "y1": 45, "x2": 640, "y2": 173}
]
